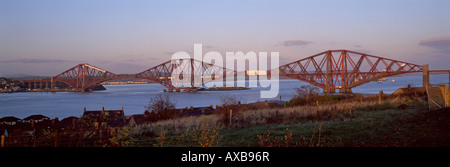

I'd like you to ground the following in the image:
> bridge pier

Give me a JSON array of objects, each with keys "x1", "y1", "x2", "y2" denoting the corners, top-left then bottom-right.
[
  {"x1": 51, "y1": 77, "x2": 55, "y2": 89},
  {"x1": 323, "y1": 89, "x2": 336, "y2": 94},
  {"x1": 339, "y1": 88, "x2": 352, "y2": 93},
  {"x1": 28, "y1": 82, "x2": 31, "y2": 90},
  {"x1": 176, "y1": 88, "x2": 180, "y2": 92}
]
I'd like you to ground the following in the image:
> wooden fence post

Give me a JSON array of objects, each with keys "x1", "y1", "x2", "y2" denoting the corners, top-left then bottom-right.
[
  {"x1": 379, "y1": 90, "x2": 383, "y2": 104},
  {"x1": 229, "y1": 110, "x2": 232, "y2": 126},
  {"x1": 1, "y1": 135, "x2": 5, "y2": 147},
  {"x1": 54, "y1": 132, "x2": 58, "y2": 147},
  {"x1": 33, "y1": 136, "x2": 37, "y2": 147}
]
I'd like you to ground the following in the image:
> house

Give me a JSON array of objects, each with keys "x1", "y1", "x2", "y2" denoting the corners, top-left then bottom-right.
[
  {"x1": 0, "y1": 116, "x2": 22, "y2": 125},
  {"x1": 181, "y1": 106, "x2": 215, "y2": 116},
  {"x1": 59, "y1": 116, "x2": 79, "y2": 128},
  {"x1": 23, "y1": 114, "x2": 50, "y2": 123},
  {"x1": 83, "y1": 106, "x2": 125, "y2": 118},
  {"x1": 127, "y1": 114, "x2": 148, "y2": 127},
  {"x1": 106, "y1": 117, "x2": 128, "y2": 127}
]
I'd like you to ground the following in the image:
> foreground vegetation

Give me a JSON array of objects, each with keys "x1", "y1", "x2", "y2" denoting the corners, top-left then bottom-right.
[{"x1": 127, "y1": 90, "x2": 450, "y2": 147}]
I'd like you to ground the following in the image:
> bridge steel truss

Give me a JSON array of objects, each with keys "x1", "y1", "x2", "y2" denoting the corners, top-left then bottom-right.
[
  {"x1": 23, "y1": 50, "x2": 450, "y2": 92},
  {"x1": 135, "y1": 58, "x2": 236, "y2": 90},
  {"x1": 272, "y1": 50, "x2": 430, "y2": 93},
  {"x1": 24, "y1": 58, "x2": 236, "y2": 91}
]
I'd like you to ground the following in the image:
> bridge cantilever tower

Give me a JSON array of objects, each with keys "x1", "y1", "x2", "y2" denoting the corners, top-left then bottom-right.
[
  {"x1": 54, "y1": 63, "x2": 117, "y2": 92},
  {"x1": 270, "y1": 50, "x2": 424, "y2": 93},
  {"x1": 135, "y1": 58, "x2": 236, "y2": 91}
]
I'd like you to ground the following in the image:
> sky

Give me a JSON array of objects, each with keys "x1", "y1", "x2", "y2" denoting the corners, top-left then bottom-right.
[{"x1": 0, "y1": 0, "x2": 449, "y2": 76}]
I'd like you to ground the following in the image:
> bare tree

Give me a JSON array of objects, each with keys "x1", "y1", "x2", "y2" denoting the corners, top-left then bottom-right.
[
  {"x1": 220, "y1": 94, "x2": 245, "y2": 106},
  {"x1": 294, "y1": 85, "x2": 320, "y2": 99},
  {"x1": 145, "y1": 94, "x2": 176, "y2": 113}
]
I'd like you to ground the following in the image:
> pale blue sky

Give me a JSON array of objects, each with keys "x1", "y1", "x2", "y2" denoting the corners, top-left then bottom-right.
[{"x1": 0, "y1": 0, "x2": 449, "y2": 75}]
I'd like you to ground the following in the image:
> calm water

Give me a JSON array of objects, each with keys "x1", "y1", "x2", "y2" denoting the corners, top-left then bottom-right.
[{"x1": 0, "y1": 75, "x2": 448, "y2": 119}]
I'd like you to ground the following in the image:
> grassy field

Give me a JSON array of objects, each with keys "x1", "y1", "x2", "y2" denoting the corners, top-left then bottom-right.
[{"x1": 127, "y1": 93, "x2": 450, "y2": 147}]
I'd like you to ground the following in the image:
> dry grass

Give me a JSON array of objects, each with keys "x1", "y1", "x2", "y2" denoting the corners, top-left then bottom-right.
[
  {"x1": 128, "y1": 93, "x2": 428, "y2": 147},
  {"x1": 231, "y1": 95, "x2": 413, "y2": 128}
]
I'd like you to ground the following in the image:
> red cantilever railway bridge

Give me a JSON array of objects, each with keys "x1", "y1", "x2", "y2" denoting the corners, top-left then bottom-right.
[{"x1": 24, "y1": 50, "x2": 450, "y2": 93}]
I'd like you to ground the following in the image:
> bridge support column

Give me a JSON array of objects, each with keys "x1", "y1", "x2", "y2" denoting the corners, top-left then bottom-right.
[
  {"x1": 423, "y1": 64, "x2": 429, "y2": 88},
  {"x1": 39, "y1": 80, "x2": 43, "y2": 89},
  {"x1": 51, "y1": 77, "x2": 55, "y2": 89},
  {"x1": 339, "y1": 88, "x2": 352, "y2": 93},
  {"x1": 28, "y1": 82, "x2": 31, "y2": 90},
  {"x1": 176, "y1": 88, "x2": 180, "y2": 92},
  {"x1": 34, "y1": 82, "x2": 37, "y2": 89},
  {"x1": 168, "y1": 88, "x2": 173, "y2": 92},
  {"x1": 323, "y1": 89, "x2": 336, "y2": 94}
]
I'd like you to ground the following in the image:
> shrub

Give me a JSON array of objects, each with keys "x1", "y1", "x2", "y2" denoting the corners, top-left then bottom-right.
[
  {"x1": 289, "y1": 85, "x2": 320, "y2": 106},
  {"x1": 192, "y1": 123, "x2": 222, "y2": 147},
  {"x1": 218, "y1": 95, "x2": 246, "y2": 126}
]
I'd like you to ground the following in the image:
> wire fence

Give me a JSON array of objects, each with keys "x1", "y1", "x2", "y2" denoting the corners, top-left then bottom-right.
[{"x1": 426, "y1": 83, "x2": 449, "y2": 110}]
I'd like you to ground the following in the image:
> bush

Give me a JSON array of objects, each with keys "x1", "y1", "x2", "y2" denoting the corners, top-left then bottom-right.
[
  {"x1": 219, "y1": 95, "x2": 245, "y2": 126},
  {"x1": 294, "y1": 85, "x2": 320, "y2": 99},
  {"x1": 289, "y1": 85, "x2": 320, "y2": 106}
]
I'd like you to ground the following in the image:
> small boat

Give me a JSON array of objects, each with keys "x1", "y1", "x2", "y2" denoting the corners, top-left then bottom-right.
[
  {"x1": 392, "y1": 79, "x2": 395, "y2": 83},
  {"x1": 378, "y1": 77, "x2": 387, "y2": 83}
]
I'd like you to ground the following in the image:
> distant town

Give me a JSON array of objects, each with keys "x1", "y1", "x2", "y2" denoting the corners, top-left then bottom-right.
[
  {"x1": 0, "y1": 77, "x2": 155, "y2": 93},
  {"x1": 102, "y1": 79, "x2": 154, "y2": 85}
]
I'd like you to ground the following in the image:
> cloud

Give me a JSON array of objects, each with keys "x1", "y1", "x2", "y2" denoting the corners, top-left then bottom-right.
[
  {"x1": 0, "y1": 58, "x2": 78, "y2": 64},
  {"x1": 419, "y1": 36, "x2": 450, "y2": 52},
  {"x1": 279, "y1": 40, "x2": 313, "y2": 47}
]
